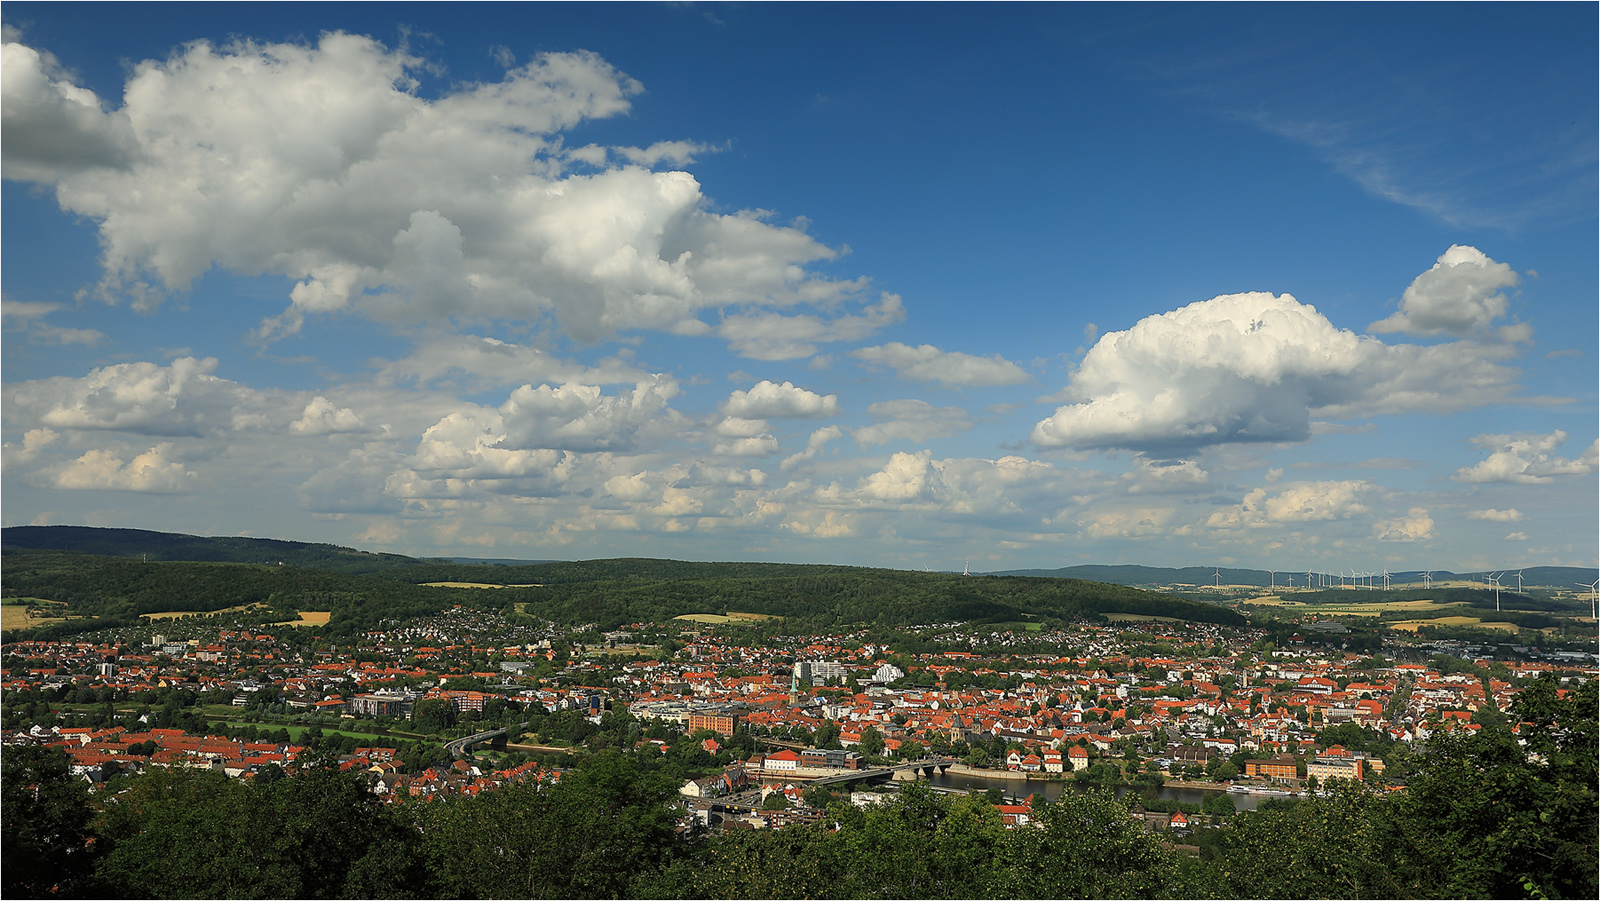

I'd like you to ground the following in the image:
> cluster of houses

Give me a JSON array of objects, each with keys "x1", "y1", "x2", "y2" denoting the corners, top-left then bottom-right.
[{"x1": 4, "y1": 607, "x2": 1591, "y2": 808}]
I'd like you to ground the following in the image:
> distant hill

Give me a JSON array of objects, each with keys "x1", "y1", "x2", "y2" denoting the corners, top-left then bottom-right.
[
  {"x1": 992, "y1": 563, "x2": 1598, "y2": 590},
  {"x1": 1, "y1": 525, "x2": 423, "y2": 575},
  {"x1": 2, "y1": 527, "x2": 1252, "y2": 638},
  {"x1": 442, "y1": 557, "x2": 562, "y2": 567}
]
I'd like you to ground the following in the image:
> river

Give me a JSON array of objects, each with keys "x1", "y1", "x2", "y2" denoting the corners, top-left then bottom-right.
[{"x1": 926, "y1": 769, "x2": 1265, "y2": 811}]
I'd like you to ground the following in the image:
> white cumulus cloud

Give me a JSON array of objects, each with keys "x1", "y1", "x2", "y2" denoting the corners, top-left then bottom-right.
[
  {"x1": 1373, "y1": 508, "x2": 1433, "y2": 542},
  {"x1": 7, "y1": 357, "x2": 240, "y2": 436},
  {"x1": 1208, "y1": 480, "x2": 1371, "y2": 528},
  {"x1": 1369, "y1": 245, "x2": 1518, "y2": 337},
  {"x1": 857, "y1": 450, "x2": 942, "y2": 503},
  {"x1": 851, "y1": 342, "x2": 1030, "y2": 387},
  {"x1": 290, "y1": 396, "x2": 367, "y2": 435},
  {"x1": 496, "y1": 377, "x2": 681, "y2": 453},
  {"x1": 1031, "y1": 290, "x2": 1519, "y2": 453},
  {"x1": 1454, "y1": 430, "x2": 1598, "y2": 484},
  {"x1": 720, "y1": 380, "x2": 839, "y2": 419},
  {"x1": 2, "y1": 33, "x2": 885, "y2": 353},
  {"x1": 52, "y1": 443, "x2": 195, "y2": 492}
]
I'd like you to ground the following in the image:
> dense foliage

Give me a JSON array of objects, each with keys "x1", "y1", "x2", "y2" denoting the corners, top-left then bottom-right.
[
  {"x1": 3, "y1": 549, "x2": 1246, "y2": 641},
  {"x1": 0, "y1": 550, "x2": 462, "y2": 639},
  {"x1": 4, "y1": 675, "x2": 1593, "y2": 899}
]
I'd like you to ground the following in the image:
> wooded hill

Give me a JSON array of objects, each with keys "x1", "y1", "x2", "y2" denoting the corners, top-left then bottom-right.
[
  {"x1": 1, "y1": 526, "x2": 423, "y2": 575},
  {"x1": 2, "y1": 529, "x2": 1247, "y2": 640}
]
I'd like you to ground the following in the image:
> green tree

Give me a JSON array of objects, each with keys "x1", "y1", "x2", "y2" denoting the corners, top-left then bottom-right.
[
  {"x1": 990, "y1": 788, "x2": 1180, "y2": 898},
  {"x1": 859, "y1": 725, "x2": 885, "y2": 757},
  {"x1": 2, "y1": 745, "x2": 96, "y2": 897},
  {"x1": 1383, "y1": 675, "x2": 1598, "y2": 899}
]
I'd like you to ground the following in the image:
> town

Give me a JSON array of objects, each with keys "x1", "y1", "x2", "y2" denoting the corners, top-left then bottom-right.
[{"x1": 6, "y1": 597, "x2": 1591, "y2": 833}]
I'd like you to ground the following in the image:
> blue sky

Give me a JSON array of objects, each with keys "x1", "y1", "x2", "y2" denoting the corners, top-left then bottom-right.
[{"x1": 3, "y1": 3, "x2": 1595, "y2": 573}]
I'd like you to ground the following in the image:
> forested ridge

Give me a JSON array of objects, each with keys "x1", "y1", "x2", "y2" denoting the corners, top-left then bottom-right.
[
  {"x1": 1, "y1": 526, "x2": 423, "y2": 574},
  {"x1": 5, "y1": 675, "x2": 1593, "y2": 899},
  {"x1": 2, "y1": 549, "x2": 1246, "y2": 639}
]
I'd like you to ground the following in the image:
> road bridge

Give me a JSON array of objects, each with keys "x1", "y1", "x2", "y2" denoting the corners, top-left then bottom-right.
[
  {"x1": 445, "y1": 721, "x2": 529, "y2": 757},
  {"x1": 803, "y1": 757, "x2": 955, "y2": 787}
]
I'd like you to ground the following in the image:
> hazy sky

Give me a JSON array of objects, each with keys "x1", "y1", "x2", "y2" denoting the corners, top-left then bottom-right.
[{"x1": 3, "y1": 3, "x2": 1595, "y2": 573}]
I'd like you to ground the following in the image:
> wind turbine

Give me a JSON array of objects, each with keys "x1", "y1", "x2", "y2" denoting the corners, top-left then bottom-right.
[
  {"x1": 1513, "y1": 570, "x2": 1524, "y2": 593},
  {"x1": 1381, "y1": 569, "x2": 1391, "y2": 591},
  {"x1": 1489, "y1": 572, "x2": 1504, "y2": 612},
  {"x1": 1269, "y1": 570, "x2": 1276, "y2": 591},
  {"x1": 1422, "y1": 571, "x2": 1433, "y2": 590},
  {"x1": 1306, "y1": 568, "x2": 1315, "y2": 590},
  {"x1": 962, "y1": 561, "x2": 970, "y2": 577},
  {"x1": 1214, "y1": 568, "x2": 1222, "y2": 588}
]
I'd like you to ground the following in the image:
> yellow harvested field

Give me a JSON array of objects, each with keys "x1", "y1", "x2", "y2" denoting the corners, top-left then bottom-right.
[
  {"x1": 3, "y1": 605, "x2": 73, "y2": 630},
  {"x1": 273, "y1": 611, "x2": 331, "y2": 627},
  {"x1": 423, "y1": 581, "x2": 542, "y2": 588},
  {"x1": 1249, "y1": 597, "x2": 1445, "y2": 614},
  {"x1": 1389, "y1": 615, "x2": 1522, "y2": 632},
  {"x1": 674, "y1": 612, "x2": 783, "y2": 624}
]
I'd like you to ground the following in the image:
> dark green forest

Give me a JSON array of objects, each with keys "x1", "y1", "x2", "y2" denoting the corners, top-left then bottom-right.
[
  {"x1": 5, "y1": 675, "x2": 1594, "y2": 899},
  {"x1": 1, "y1": 526, "x2": 424, "y2": 574},
  {"x1": 2, "y1": 549, "x2": 1247, "y2": 641}
]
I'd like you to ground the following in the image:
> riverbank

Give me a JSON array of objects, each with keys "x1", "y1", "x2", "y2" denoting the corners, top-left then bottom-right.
[
  {"x1": 947, "y1": 762, "x2": 1039, "y2": 781},
  {"x1": 943, "y1": 764, "x2": 1226, "y2": 793}
]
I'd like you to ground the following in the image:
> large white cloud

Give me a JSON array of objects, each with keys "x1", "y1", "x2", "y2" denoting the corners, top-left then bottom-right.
[
  {"x1": 52, "y1": 443, "x2": 195, "y2": 492},
  {"x1": 496, "y1": 377, "x2": 680, "y2": 452},
  {"x1": 721, "y1": 380, "x2": 839, "y2": 419},
  {"x1": 1373, "y1": 508, "x2": 1433, "y2": 542},
  {"x1": 7, "y1": 357, "x2": 245, "y2": 436},
  {"x1": 0, "y1": 40, "x2": 138, "y2": 181},
  {"x1": 1207, "y1": 480, "x2": 1372, "y2": 528},
  {"x1": 1, "y1": 33, "x2": 889, "y2": 354},
  {"x1": 404, "y1": 377, "x2": 681, "y2": 485},
  {"x1": 1369, "y1": 245, "x2": 1518, "y2": 337},
  {"x1": 290, "y1": 397, "x2": 367, "y2": 435},
  {"x1": 1453, "y1": 430, "x2": 1598, "y2": 484},
  {"x1": 1031, "y1": 290, "x2": 1520, "y2": 453},
  {"x1": 856, "y1": 450, "x2": 943, "y2": 503},
  {"x1": 852, "y1": 342, "x2": 1030, "y2": 387}
]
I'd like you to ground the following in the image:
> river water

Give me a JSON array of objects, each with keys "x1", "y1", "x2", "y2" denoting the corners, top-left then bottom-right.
[{"x1": 926, "y1": 770, "x2": 1265, "y2": 812}]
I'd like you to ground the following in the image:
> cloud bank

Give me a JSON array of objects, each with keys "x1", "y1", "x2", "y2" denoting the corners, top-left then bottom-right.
[{"x1": 1, "y1": 33, "x2": 893, "y2": 356}]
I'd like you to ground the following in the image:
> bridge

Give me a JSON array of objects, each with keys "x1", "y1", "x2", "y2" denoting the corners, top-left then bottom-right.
[
  {"x1": 445, "y1": 721, "x2": 530, "y2": 758},
  {"x1": 802, "y1": 757, "x2": 955, "y2": 787}
]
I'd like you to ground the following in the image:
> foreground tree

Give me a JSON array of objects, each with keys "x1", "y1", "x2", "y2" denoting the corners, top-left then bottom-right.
[{"x1": 2, "y1": 745, "x2": 96, "y2": 898}]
